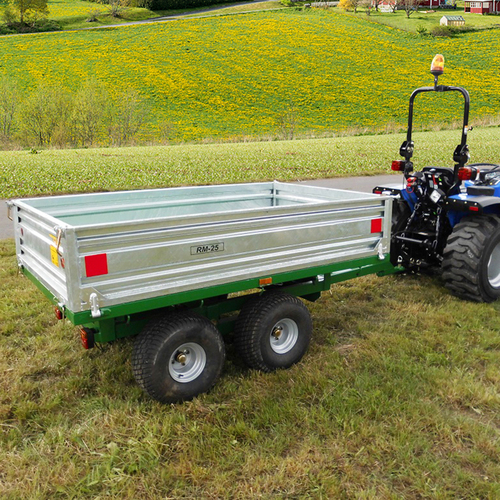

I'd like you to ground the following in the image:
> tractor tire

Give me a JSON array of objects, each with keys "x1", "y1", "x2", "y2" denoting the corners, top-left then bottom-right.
[
  {"x1": 442, "y1": 215, "x2": 500, "y2": 302},
  {"x1": 234, "y1": 293, "x2": 312, "y2": 372},
  {"x1": 132, "y1": 312, "x2": 225, "y2": 404}
]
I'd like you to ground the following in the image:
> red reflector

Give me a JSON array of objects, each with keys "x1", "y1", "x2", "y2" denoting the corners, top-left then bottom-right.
[
  {"x1": 391, "y1": 160, "x2": 405, "y2": 172},
  {"x1": 85, "y1": 253, "x2": 108, "y2": 278},
  {"x1": 259, "y1": 277, "x2": 272, "y2": 286},
  {"x1": 80, "y1": 328, "x2": 95, "y2": 350},
  {"x1": 469, "y1": 206, "x2": 480, "y2": 212},
  {"x1": 54, "y1": 307, "x2": 63, "y2": 320},
  {"x1": 373, "y1": 189, "x2": 382, "y2": 195},
  {"x1": 371, "y1": 218, "x2": 383, "y2": 233}
]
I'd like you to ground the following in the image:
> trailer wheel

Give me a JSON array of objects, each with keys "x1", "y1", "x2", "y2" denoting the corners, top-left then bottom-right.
[
  {"x1": 132, "y1": 313, "x2": 225, "y2": 404},
  {"x1": 443, "y1": 215, "x2": 500, "y2": 302},
  {"x1": 234, "y1": 293, "x2": 312, "y2": 372}
]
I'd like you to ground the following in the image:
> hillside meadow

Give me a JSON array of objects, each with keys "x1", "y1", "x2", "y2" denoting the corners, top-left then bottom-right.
[{"x1": 1, "y1": 9, "x2": 499, "y2": 144}]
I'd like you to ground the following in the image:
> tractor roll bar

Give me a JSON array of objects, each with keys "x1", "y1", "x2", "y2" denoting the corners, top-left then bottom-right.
[{"x1": 399, "y1": 83, "x2": 471, "y2": 184}]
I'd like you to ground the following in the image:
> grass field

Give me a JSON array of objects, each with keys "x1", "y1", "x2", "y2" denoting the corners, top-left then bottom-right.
[
  {"x1": 2, "y1": 130, "x2": 500, "y2": 497},
  {"x1": 1, "y1": 236, "x2": 500, "y2": 497},
  {"x1": 1, "y1": 9, "x2": 499, "y2": 144},
  {"x1": 1, "y1": 126, "x2": 499, "y2": 198},
  {"x1": 1, "y1": 4, "x2": 500, "y2": 495}
]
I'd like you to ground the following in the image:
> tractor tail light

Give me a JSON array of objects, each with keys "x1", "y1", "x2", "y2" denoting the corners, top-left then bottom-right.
[
  {"x1": 458, "y1": 166, "x2": 478, "y2": 181},
  {"x1": 392, "y1": 160, "x2": 406, "y2": 172}
]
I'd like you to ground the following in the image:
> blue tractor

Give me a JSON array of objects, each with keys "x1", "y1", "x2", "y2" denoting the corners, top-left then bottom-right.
[{"x1": 374, "y1": 54, "x2": 500, "y2": 302}]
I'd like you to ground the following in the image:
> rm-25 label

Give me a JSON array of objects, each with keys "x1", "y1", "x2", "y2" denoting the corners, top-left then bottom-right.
[{"x1": 190, "y1": 242, "x2": 225, "y2": 255}]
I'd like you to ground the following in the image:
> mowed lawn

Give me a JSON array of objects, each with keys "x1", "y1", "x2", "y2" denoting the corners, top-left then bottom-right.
[{"x1": 2, "y1": 9, "x2": 500, "y2": 142}]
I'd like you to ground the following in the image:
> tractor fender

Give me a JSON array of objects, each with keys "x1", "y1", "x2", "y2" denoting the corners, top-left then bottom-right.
[{"x1": 445, "y1": 194, "x2": 500, "y2": 227}]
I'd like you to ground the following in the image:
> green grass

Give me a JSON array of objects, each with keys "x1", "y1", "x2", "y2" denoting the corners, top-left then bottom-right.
[
  {"x1": 1, "y1": 126, "x2": 499, "y2": 198},
  {"x1": 53, "y1": 1, "x2": 284, "y2": 31},
  {"x1": 54, "y1": 7, "x2": 157, "y2": 30},
  {"x1": 1, "y1": 236, "x2": 500, "y2": 497}
]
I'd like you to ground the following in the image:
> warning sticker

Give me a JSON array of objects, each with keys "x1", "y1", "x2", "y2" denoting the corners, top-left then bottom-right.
[
  {"x1": 49, "y1": 234, "x2": 59, "y2": 267},
  {"x1": 50, "y1": 245, "x2": 59, "y2": 267}
]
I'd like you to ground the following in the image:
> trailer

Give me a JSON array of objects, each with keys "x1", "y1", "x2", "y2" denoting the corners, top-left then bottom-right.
[{"x1": 7, "y1": 181, "x2": 394, "y2": 403}]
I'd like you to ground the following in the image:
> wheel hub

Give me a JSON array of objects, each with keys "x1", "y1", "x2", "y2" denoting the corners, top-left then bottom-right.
[
  {"x1": 272, "y1": 326, "x2": 283, "y2": 340},
  {"x1": 175, "y1": 351, "x2": 188, "y2": 365},
  {"x1": 269, "y1": 318, "x2": 299, "y2": 354},
  {"x1": 168, "y1": 342, "x2": 207, "y2": 383}
]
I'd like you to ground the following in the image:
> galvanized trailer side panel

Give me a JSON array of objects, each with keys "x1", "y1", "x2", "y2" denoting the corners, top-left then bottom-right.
[{"x1": 11, "y1": 182, "x2": 392, "y2": 317}]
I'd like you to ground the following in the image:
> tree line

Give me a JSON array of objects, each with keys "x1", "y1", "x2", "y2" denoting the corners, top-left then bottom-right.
[{"x1": 0, "y1": 77, "x2": 149, "y2": 149}]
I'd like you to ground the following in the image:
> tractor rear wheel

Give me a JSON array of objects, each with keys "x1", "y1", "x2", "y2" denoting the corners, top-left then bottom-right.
[{"x1": 442, "y1": 215, "x2": 500, "y2": 302}]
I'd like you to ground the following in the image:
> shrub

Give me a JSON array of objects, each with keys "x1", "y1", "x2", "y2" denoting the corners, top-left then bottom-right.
[
  {"x1": 86, "y1": 8, "x2": 100, "y2": 22},
  {"x1": 416, "y1": 24, "x2": 428, "y2": 35},
  {"x1": 107, "y1": 0, "x2": 129, "y2": 18},
  {"x1": 430, "y1": 25, "x2": 454, "y2": 37}
]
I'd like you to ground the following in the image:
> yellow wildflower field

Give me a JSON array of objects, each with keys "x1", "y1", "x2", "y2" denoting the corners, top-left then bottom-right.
[
  {"x1": 47, "y1": 0, "x2": 106, "y2": 18},
  {"x1": 2, "y1": 10, "x2": 499, "y2": 141}
]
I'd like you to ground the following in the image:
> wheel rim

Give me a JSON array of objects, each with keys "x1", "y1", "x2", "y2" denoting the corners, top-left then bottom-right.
[
  {"x1": 168, "y1": 342, "x2": 207, "y2": 383},
  {"x1": 269, "y1": 318, "x2": 299, "y2": 354},
  {"x1": 488, "y1": 241, "x2": 500, "y2": 288}
]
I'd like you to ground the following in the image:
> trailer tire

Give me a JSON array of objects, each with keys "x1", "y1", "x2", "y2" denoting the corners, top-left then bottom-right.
[
  {"x1": 132, "y1": 313, "x2": 225, "y2": 404},
  {"x1": 443, "y1": 215, "x2": 500, "y2": 302},
  {"x1": 234, "y1": 293, "x2": 312, "y2": 372}
]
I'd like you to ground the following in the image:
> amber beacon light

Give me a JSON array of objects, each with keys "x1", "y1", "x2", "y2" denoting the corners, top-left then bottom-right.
[{"x1": 430, "y1": 54, "x2": 445, "y2": 76}]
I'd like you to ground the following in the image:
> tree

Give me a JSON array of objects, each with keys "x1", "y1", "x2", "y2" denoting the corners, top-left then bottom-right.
[
  {"x1": 71, "y1": 79, "x2": 110, "y2": 147},
  {"x1": 108, "y1": 88, "x2": 148, "y2": 146},
  {"x1": 361, "y1": 0, "x2": 373, "y2": 14},
  {"x1": 0, "y1": 76, "x2": 19, "y2": 140},
  {"x1": 399, "y1": 0, "x2": 422, "y2": 18},
  {"x1": 6, "y1": 0, "x2": 49, "y2": 24},
  {"x1": 20, "y1": 84, "x2": 71, "y2": 147},
  {"x1": 338, "y1": 0, "x2": 363, "y2": 12},
  {"x1": 387, "y1": 0, "x2": 398, "y2": 12}
]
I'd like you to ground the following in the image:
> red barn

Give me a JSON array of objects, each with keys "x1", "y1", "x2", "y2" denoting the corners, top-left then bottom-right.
[{"x1": 464, "y1": 0, "x2": 500, "y2": 13}]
